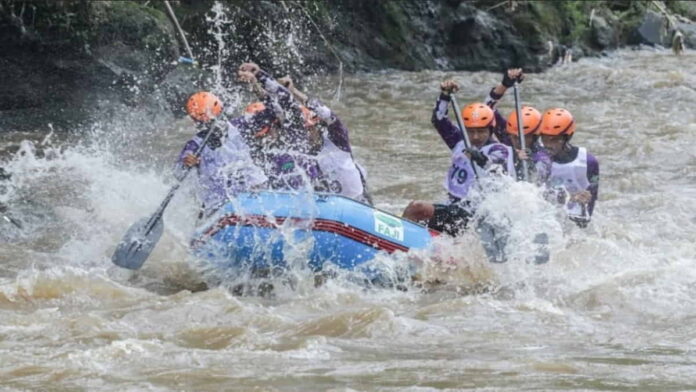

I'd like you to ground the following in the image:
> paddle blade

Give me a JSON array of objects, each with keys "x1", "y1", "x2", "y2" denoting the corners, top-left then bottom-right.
[
  {"x1": 111, "y1": 216, "x2": 164, "y2": 270},
  {"x1": 477, "y1": 220, "x2": 508, "y2": 263},
  {"x1": 2, "y1": 214, "x2": 22, "y2": 229},
  {"x1": 532, "y1": 232, "x2": 550, "y2": 264}
]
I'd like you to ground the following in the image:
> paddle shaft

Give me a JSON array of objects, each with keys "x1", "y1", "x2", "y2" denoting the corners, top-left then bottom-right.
[
  {"x1": 512, "y1": 82, "x2": 530, "y2": 182},
  {"x1": 2, "y1": 213, "x2": 22, "y2": 229},
  {"x1": 0, "y1": 202, "x2": 21, "y2": 229},
  {"x1": 449, "y1": 94, "x2": 480, "y2": 180},
  {"x1": 513, "y1": 82, "x2": 550, "y2": 263},
  {"x1": 163, "y1": 0, "x2": 195, "y2": 61},
  {"x1": 142, "y1": 124, "x2": 218, "y2": 235}
]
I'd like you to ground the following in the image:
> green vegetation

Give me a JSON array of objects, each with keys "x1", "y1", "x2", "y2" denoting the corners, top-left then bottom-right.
[
  {"x1": 0, "y1": 0, "x2": 172, "y2": 53},
  {"x1": 556, "y1": 1, "x2": 592, "y2": 44}
]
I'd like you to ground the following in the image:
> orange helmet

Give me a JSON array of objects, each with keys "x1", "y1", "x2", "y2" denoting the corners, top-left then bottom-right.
[
  {"x1": 301, "y1": 106, "x2": 319, "y2": 128},
  {"x1": 539, "y1": 108, "x2": 575, "y2": 136},
  {"x1": 506, "y1": 106, "x2": 542, "y2": 135},
  {"x1": 245, "y1": 101, "x2": 265, "y2": 115},
  {"x1": 186, "y1": 92, "x2": 222, "y2": 123},
  {"x1": 461, "y1": 103, "x2": 495, "y2": 128}
]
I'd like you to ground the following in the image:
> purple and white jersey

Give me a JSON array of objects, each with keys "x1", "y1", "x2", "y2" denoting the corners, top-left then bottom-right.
[
  {"x1": 480, "y1": 143, "x2": 515, "y2": 176},
  {"x1": 309, "y1": 99, "x2": 365, "y2": 199},
  {"x1": 317, "y1": 134, "x2": 364, "y2": 198},
  {"x1": 264, "y1": 150, "x2": 324, "y2": 191},
  {"x1": 444, "y1": 141, "x2": 478, "y2": 200},
  {"x1": 432, "y1": 94, "x2": 514, "y2": 200},
  {"x1": 547, "y1": 147, "x2": 600, "y2": 220},
  {"x1": 530, "y1": 147, "x2": 553, "y2": 184},
  {"x1": 486, "y1": 87, "x2": 553, "y2": 182},
  {"x1": 256, "y1": 71, "x2": 311, "y2": 153},
  {"x1": 444, "y1": 141, "x2": 514, "y2": 200},
  {"x1": 253, "y1": 72, "x2": 331, "y2": 190},
  {"x1": 177, "y1": 121, "x2": 267, "y2": 211}
]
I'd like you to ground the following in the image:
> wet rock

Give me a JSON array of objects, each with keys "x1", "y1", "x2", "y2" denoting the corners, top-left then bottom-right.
[
  {"x1": 446, "y1": 5, "x2": 531, "y2": 71},
  {"x1": 158, "y1": 65, "x2": 211, "y2": 118},
  {"x1": 675, "y1": 0, "x2": 696, "y2": 20},
  {"x1": 0, "y1": 1, "x2": 178, "y2": 132},
  {"x1": 637, "y1": 10, "x2": 669, "y2": 46},
  {"x1": 676, "y1": 21, "x2": 696, "y2": 47},
  {"x1": 591, "y1": 15, "x2": 618, "y2": 49},
  {"x1": 88, "y1": 2, "x2": 179, "y2": 105}
]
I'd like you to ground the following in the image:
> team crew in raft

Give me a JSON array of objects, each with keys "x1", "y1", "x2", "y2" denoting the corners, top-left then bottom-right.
[
  {"x1": 505, "y1": 106, "x2": 552, "y2": 184},
  {"x1": 481, "y1": 69, "x2": 552, "y2": 183},
  {"x1": 176, "y1": 61, "x2": 372, "y2": 219},
  {"x1": 177, "y1": 92, "x2": 268, "y2": 216},
  {"x1": 539, "y1": 108, "x2": 599, "y2": 227},
  {"x1": 238, "y1": 62, "x2": 329, "y2": 192},
  {"x1": 484, "y1": 69, "x2": 595, "y2": 223},
  {"x1": 402, "y1": 79, "x2": 516, "y2": 235},
  {"x1": 278, "y1": 76, "x2": 372, "y2": 204}
]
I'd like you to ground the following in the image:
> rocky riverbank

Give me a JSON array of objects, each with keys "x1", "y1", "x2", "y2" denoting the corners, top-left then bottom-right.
[{"x1": 1, "y1": 0, "x2": 694, "y2": 133}]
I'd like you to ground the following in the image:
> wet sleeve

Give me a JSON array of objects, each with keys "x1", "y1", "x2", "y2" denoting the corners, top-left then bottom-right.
[
  {"x1": 492, "y1": 109, "x2": 511, "y2": 146},
  {"x1": 431, "y1": 93, "x2": 463, "y2": 150},
  {"x1": 308, "y1": 98, "x2": 352, "y2": 153},
  {"x1": 257, "y1": 70, "x2": 305, "y2": 144},
  {"x1": 326, "y1": 117, "x2": 352, "y2": 153},
  {"x1": 257, "y1": 70, "x2": 293, "y2": 109},
  {"x1": 485, "y1": 87, "x2": 503, "y2": 109},
  {"x1": 586, "y1": 153, "x2": 600, "y2": 217},
  {"x1": 177, "y1": 140, "x2": 199, "y2": 163},
  {"x1": 532, "y1": 149, "x2": 552, "y2": 185},
  {"x1": 174, "y1": 139, "x2": 200, "y2": 179},
  {"x1": 485, "y1": 87, "x2": 510, "y2": 144}
]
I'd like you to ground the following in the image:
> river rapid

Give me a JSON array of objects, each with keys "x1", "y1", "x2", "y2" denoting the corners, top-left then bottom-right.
[{"x1": 1, "y1": 49, "x2": 695, "y2": 391}]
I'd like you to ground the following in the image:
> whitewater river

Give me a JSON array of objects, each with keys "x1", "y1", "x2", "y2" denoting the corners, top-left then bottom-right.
[{"x1": 1, "y1": 49, "x2": 695, "y2": 391}]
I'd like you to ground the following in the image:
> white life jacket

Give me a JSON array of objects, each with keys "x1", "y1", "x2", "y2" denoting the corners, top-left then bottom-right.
[
  {"x1": 444, "y1": 141, "x2": 515, "y2": 200},
  {"x1": 317, "y1": 134, "x2": 365, "y2": 199},
  {"x1": 480, "y1": 143, "x2": 515, "y2": 176},
  {"x1": 193, "y1": 122, "x2": 267, "y2": 209},
  {"x1": 548, "y1": 147, "x2": 590, "y2": 219}
]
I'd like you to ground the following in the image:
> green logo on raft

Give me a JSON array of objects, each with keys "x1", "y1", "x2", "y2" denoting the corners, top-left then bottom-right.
[{"x1": 373, "y1": 211, "x2": 404, "y2": 242}]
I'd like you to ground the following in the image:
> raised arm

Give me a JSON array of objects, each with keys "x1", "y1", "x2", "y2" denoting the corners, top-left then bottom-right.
[
  {"x1": 311, "y1": 99, "x2": 353, "y2": 153},
  {"x1": 431, "y1": 80, "x2": 464, "y2": 150},
  {"x1": 279, "y1": 76, "x2": 353, "y2": 154},
  {"x1": 238, "y1": 63, "x2": 308, "y2": 149},
  {"x1": 485, "y1": 68, "x2": 524, "y2": 146}
]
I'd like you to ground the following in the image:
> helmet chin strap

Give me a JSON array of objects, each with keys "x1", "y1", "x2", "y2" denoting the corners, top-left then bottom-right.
[{"x1": 196, "y1": 120, "x2": 226, "y2": 149}]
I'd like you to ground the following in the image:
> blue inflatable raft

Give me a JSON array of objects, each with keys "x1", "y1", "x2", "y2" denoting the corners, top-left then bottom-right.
[{"x1": 191, "y1": 192, "x2": 435, "y2": 281}]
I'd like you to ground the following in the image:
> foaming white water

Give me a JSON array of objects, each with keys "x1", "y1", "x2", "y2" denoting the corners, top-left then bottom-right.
[{"x1": 0, "y1": 121, "x2": 205, "y2": 295}]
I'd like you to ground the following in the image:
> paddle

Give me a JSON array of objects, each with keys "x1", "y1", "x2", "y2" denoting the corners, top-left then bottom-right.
[
  {"x1": 449, "y1": 95, "x2": 480, "y2": 179},
  {"x1": 512, "y1": 82, "x2": 549, "y2": 264},
  {"x1": 111, "y1": 124, "x2": 217, "y2": 270},
  {"x1": 163, "y1": 0, "x2": 197, "y2": 66},
  {"x1": 1, "y1": 210, "x2": 22, "y2": 229},
  {"x1": 512, "y1": 82, "x2": 529, "y2": 182},
  {"x1": 449, "y1": 94, "x2": 506, "y2": 263}
]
